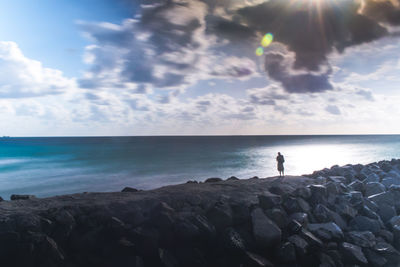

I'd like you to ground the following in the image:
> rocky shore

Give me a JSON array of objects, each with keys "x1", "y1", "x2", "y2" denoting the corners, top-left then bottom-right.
[{"x1": 1, "y1": 160, "x2": 400, "y2": 266}]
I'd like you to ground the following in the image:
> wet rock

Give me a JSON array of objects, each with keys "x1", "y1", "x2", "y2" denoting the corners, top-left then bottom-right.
[
  {"x1": 287, "y1": 219, "x2": 303, "y2": 235},
  {"x1": 335, "y1": 202, "x2": 358, "y2": 220},
  {"x1": 308, "y1": 185, "x2": 327, "y2": 205},
  {"x1": 318, "y1": 252, "x2": 336, "y2": 267},
  {"x1": 377, "y1": 204, "x2": 396, "y2": 223},
  {"x1": 251, "y1": 208, "x2": 281, "y2": 248},
  {"x1": 204, "y1": 177, "x2": 223, "y2": 183},
  {"x1": 346, "y1": 231, "x2": 376, "y2": 248},
  {"x1": 300, "y1": 228, "x2": 323, "y2": 248},
  {"x1": 327, "y1": 176, "x2": 346, "y2": 184},
  {"x1": 121, "y1": 187, "x2": 139, "y2": 192},
  {"x1": 364, "y1": 248, "x2": 387, "y2": 267},
  {"x1": 283, "y1": 196, "x2": 309, "y2": 214},
  {"x1": 387, "y1": 215, "x2": 400, "y2": 230},
  {"x1": 339, "y1": 242, "x2": 368, "y2": 265},
  {"x1": 258, "y1": 194, "x2": 281, "y2": 210},
  {"x1": 392, "y1": 225, "x2": 400, "y2": 250},
  {"x1": 231, "y1": 202, "x2": 251, "y2": 225},
  {"x1": 277, "y1": 242, "x2": 296, "y2": 263},
  {"x1": 373, "y1": 241, "x2": 400, "y2": 264},
  {"x1": 292, "y1": 186, "x2": 312, "y2": 199},
  {"x1": 190, "y1": 214, "x2": 216, "y2": 242},
  {"x1": 308, "y1": 222, "x2": 344, "y2": 241},
  {"x1": 159, "y1": 249, "x2": 179, "y2": 267},
  {"x1": 365, "y1": 182, "x2": 386, "y2": 197},
  {"x1": 368, "y1": 191, "x2": 395, "y2": 207},
  {"x1": 10, "y1": 194, "x2": 36, "y2": 200},
  {"x1": 245, "y1": 251, "x2": 274, "y2": 267},
  {"x1": 349, "y1": 216, "x2": 381, "y2": 233},
  {"x1": 287, "y1": 234, "x2": 309, "y2": 256},
  {"x1": 377, "y1": 229, "x2": 393, "y2": 244},
  {"x1": 348, "y1": 180, "x2": 365, "y2": 193},
  {"x1": 313, "y1": 204, "x2": 332, "y2": 223},
  {"x1": 289, "y1": 213, "x2": 309, "y2": 227},
  {"x1": 364, "y1": 198, "x2": 379, "y2": 212}
]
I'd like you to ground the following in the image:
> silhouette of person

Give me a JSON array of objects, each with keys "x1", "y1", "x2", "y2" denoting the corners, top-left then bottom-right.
[{"x1": 276, "y1": 152, "x2": 285, "y2": 177}]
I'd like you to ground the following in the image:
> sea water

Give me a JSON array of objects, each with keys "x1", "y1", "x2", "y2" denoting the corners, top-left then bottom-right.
[{"x1": 0, "y1": 135, "x2": 399, "y2": 198}]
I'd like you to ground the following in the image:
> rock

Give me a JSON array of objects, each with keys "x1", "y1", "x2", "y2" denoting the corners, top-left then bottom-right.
[
  {"x1": 251, "y1": 208, "x2": 281, "y2": 248},
  {"x1": 373, "y1": 241, "x2": 400, "y2": 264},
  {"x1": 339, "y1": 242, "x2": 368, "y2": 265},
  {"x1": 368, "y1": 191, "x2": 395, "y2": 207},
  {"x1": 335, "y1": 202, "x2": 358, "y2": 220},
  {"x1": 206, "y1": 202, "x2": 232, "y2": 230},
  {"x1": 364, "y1": 248, "x2": 387, "y2": 267},
  {"x1": 364, "y1": 198, "x2": 379, "y2": 212},
  {"x1": 348, "y1": 191, "x2": 364, "y2": 206},
  {"x1": 204, "y1": 177, "x2": 223, "y2": 183},
  {"x1": 365, "y1": 182, "x2": 386, "y2": 197},
  {"x1": 287, "y1": 234, "x2": 309, "y2": 256},
  {"x1": 277, "y1": 242, "x2": 296, "y2": 263},
  {"x1": 150, "y1": 202, "x2": 175, "y2": 229},
  {"x1": 308, "y1": 222, "x2": 344, "y2": 241},
  {"x1": 377, "y1": 204, "x2": 396, "y2": 223},
  {"x1": 318, "y1": 252, "x2": 336, "y2": 267},
  {"x1": 313, "y1": 204, "x2": 332, "y2": 223},
  {"x1": 327, "y1": 176, "x2": 346, "y2": 184},
  {"x1": 289, "y1": 212, "x2": 309, "y2": 227},
  {"x1": 308, "y1": 185, "x2": 327, "y2": 205},
  {"x1": 231, "y1": 202, "x2": 251, "y2": 225},
  {"x1": 381, "y1": 176, "x2": 400, "y2": 188},
  {"x1": 387, "y1": 215, "x2": 400, "y2": 230},
  {"x1": 267, "y1": 208, "x2": 288, "y2": 228},
  {"x1": 283, "y1": 196, "x2": 309, "y2": 214},
  {"x1": 121, "y1": 187, "x2": 139, "y2": 192},
  {"x1": 292, "y1": 186, "x2": 311, "y2": 199},
  {"x1": 358, "y1": 204, "x2": 381, "y2": 220},
  {"x1": 392, "y1": 225, "x2": 400, "y2": 250},
  {"x1": 245, "y1": 251, "x2": 274, "y2": 267},
  {"x1": 221, "y1": 227, "x2": 246, "y2": 254},
  {"x1": 349, "y1": 216, "x2": 381, "y2": 233},
  {"x1": 159, "y1": 249, "x2": 179, "y2": 267},
  {"x1": 346, "y1": 231, "x2": 376, "y2": 248},
  {"x1": 377, "y1": 229, "x2": 393, "y2": 244},
  {"x1": 186, "y1": 180, "x2": 198, "y2": 184},
  {"x1": 348, "y1": 180, "x2": 365, "y2": 193},
  {"x1": 227, "y1": 176, "x2": 239, "y2": 181},
  {"x1": 364, "y1": 173, "x2": 380, "y2": 183},
  {"x1": 258, "y1": 194, "x2": 281, "y2": 210},
  {"x1": 190, "y1": 214, "x2": 216, "y2": 242},
  {"x1": 10, "y1": 194, "x2": 36, "y2": 200},
  {"x1": 287, "y1": 219, "x2": 303, "y2": 235},
  {"x1": 300, "y1": 228, "x2": 323, "y2": 248}
]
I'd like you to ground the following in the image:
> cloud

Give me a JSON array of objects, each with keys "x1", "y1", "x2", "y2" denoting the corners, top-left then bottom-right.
[
  {"x1": 355, "y1": 89, "x2": 375, "y2": 101},
  {"x1": 0, "y1": 42, "x2": 75, "y2": 98},
  {"x1": 325, "y1": 104, "x2": 341, "y2": 115}
]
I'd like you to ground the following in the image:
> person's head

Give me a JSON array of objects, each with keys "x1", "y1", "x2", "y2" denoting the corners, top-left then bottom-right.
[{"x1": 278, "y1": 152, "x2": 281, "y2": 155}]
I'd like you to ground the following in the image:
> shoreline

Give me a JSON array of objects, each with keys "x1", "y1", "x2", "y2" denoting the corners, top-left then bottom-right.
[{"x1": 0, "y1": 160, "x2": 399, "y2": 266}]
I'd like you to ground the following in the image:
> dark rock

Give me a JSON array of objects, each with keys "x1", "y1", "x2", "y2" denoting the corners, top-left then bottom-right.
[
  {"x1": 377, "y1": 229, "x2": 393, "y2": 244},
  {"x1": 231, "y1": 202, "x2": 251, "y2": 225},
  {"x1": 313, "y1": 204, "x2": 332, "y2": 223},
  {"x1": 289, "y1": 212, "x2": 309, "y2": 227},
  {"x1": 186, "y1": 180, "x2": 198, "y2": 184},
  {"x1": 308, "y1": 185, "x2": 327, "y2": 205},
  {"x1": 335, "y1": 202, "x2": 358, "y2": 220},
  {"x1": 327, "y1": 176, "x2": 347, "y2": 184},
  {"x1": 373, "y1": 241, "x2": 400, "y2": 264},
  {"x1": 150, "y1": 202, "x2": 175, "y2": 230},
  {"x1": 392, "y1": 225, "x2": 400, "y2": 250},
  {"x1": 277, "y1": 242, "x2": 296, "y2": 263},
  {"x1": 364, "y1": 173, "x2": 380, "y2": 183},
  {"x1": 10, "y1": 194, "x2": 36, "y2": 200},
  {"x1": 221, "y1": 227, "x2": 247, "y2": 254},
  {"x1": 245, "y1": 251, "x2": 274, "y2": 267},
  {"x1": 308, "y1": 222, "x2": 344, "y2": 241},
  {"x1": 365, "y1": 182, "x2": 386, "y2": 197},
  {"x1": 267, "y1": 208, "x2": 288, "y2": 228},
  {"x1": 159, "y1": 249, "x2": 179, "y2": 267},
  {"x1": 339, "y1": 242, "x2": 368, "y2": 265},
  {"x1": 346, "y1": 231, "x2": 376, "y2": 248},
  {"x1": 364, "y1": 198, "x2": 379, "y2": 212},
  {"x1": 300, "y1": 228, "x2": 323, "y2": 248},
  {"x1": 382, "y1": 176, "x2": 400, "y2": 188},
  {"x1": 358, "y1": 205, "x2": 381, "y2": 220},
  {"x1": 377, "y1": 204, "x2": 396, "y2": 223},
  {"x1": 329, "y1": 211, "x2": 347, "y2": 230},
  {"x1": 173, "y1": 219, "x2": 200, "y2": 242},
  {"x1": 348, "y1": 180, "x2": 365, "y2": 193},
  {"x1": 318, "y1": 252, "x2": 336, "y2": 267},
  {"x1": 287, "y1": 219, "x2": 303, "y2": 235},
  {"x1": 190, "y1": 214, "x2": 216, "y2": 241},
  {"x1": 206, "y1": 202, "x2": 232, "y2": 230},
  {"x1": 204, "y1": 177, "x2": 223, "y2": 183},
  {"x1": 121, "y1": 187, "x2": 139, "y2": 192},
  {"x1": 258, "y1": 194, "x2": 281, "y2": 210},
  {"x1": 387, "y1": 215, "x2": 400, "y2": 230},
  {"x1": 227, "y1": 176, "x2": 239, "y2": 181},
  {"x1": 292, "y1": 186, "x2": 312, "y2": 199},
  {"x1": 251, "y1": 208, "x2": 281, "y2": 248},
  {"x1": 269, "y1": 185, "x2": 285, "y2": 195},
  {"x1": 364, "y1": 248, "x2": 387, "y2": 267},
  {"x1": 349, "y1": 216, "x2": 381, "y2": 233},
  {"x1": 287, "y1": 234, "x2": 309, "y2": 256},
  {"x1": 283, "y1": 196, "x2": 309, "y2": 214},
  {"x1": 368, "y1": 191, "x2": 395, "y2": 207}
]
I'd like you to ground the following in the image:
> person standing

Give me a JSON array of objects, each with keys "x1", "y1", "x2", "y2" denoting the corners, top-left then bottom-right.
[{"x1": 276, "y1": 152, "x2": 285, "y2": 177}]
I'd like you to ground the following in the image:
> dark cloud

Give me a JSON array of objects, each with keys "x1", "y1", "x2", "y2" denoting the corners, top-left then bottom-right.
[
  {"x1": 356, "y1": 89, "x2": 375, "y2": 101},
  {"x1": 363, "y1": 0, "x2": 400, "y2": 25}
]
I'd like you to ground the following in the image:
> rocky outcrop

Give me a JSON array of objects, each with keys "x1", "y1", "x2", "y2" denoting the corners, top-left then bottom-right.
[{"x1": 0, "y1": 159, "x2": 400, "y2": 266}]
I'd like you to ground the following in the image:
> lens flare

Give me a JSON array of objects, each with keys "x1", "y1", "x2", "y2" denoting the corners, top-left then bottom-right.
[
  {"x1": 255, "y1": 47, "x2": 264, "y2": 56},
  {"x1": 261, "y1": 33, "x2": 274, "y2": 47}
]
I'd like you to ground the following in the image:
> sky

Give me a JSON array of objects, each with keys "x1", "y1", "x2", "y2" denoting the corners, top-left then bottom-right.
[{"x1": 1, "y1": 0, "x2": 400, "y2": 136}]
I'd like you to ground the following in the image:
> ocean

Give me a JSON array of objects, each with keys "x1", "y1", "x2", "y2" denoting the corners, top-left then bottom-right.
[{"x1": 0, "y1": 135, "x2": 399, "y2": 198}]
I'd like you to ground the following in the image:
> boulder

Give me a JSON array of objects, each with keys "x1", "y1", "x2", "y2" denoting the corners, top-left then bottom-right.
[
  {"x1": 245, "y1": 251, "x2": 274, "y2": 267},
  {"x1": 287, "y1": 219, "x2": 302, "y2": 235},
  {"x1": 349, "y1": 216, "x2": 381, "y2": 233},
  {"x1": 283, "y1": 196, "x2": 309, "y2": 214},
  {"x1": 327, "y1": 176, "x2": 346, "y2": 184},
  {"x1": 364, "y1": 248, "x2": 387, "y2": 267},
  {"x1": 221, "y1": 227, "x2": 247, "y2": 254},
  {"x1": 392, "y1": 225, "x2": 400, "y2": 250},
  {"x1": 227, "y1": 176, "x2": 239, "y2": 181},
  {"x1": 365, "y1": 182, "x2": 386, "y2": 197},
  {"x1": 251, "y1": 208, "x2": 281, "y2": 248},
  {"x1": 308, "y1": 185, "x2": 327, "y2": 205},
  {"x1": 368, "y1": 191, "x2": 395, "y2": 208},
  {"x1": 377, "y1": 229, "x2": 393, "y2": 244},
  {"x1": 190, "y1": 214, "x2": 216, "y2": 241},
  {"x1": 373, "y1": 241, "x2": 400, "y2": 264},
  {"x1": 292, "y1": 186, "x2": 312, "y2": 199},
  {"x1": 346, "y1": 231, "x2": 376, "y2": 248},
  {"x1": 381, "y1": 176, "x2": 400, "y2": 188},
  {"x1": 313, "y1": 204, "x2": 333, "y2": 223},
  {"x1": 300, "y1": 228, "x2": 323, "y2": 248},
  {"x1": 206, "y1": 202, "x2": 232, "y2": 230},
  {"x1": 339, "y1": 242, "x2": 368, "y2": 265},
  {"x1": 267, "y1": 208, "x2": 288, "y2": 228},
  {"x1": 121, "y1": 187, "x2": 139, "y2": 192},
  {"x1": 287, "y1": 234, "x2": 309, "y2": 256},
  {"x1": 289, "y1": 213, "x2": 309, "y2": 227},
  {"x1": 387, "y1": 215, "x2": 400, "y2": 230},
  {"x1": 258, "y1": 194, "x2": 281, "y2": 210},
  {"x1": 377, "y1": 204, "x2": 396, "y2": 223},
  {"x1": 307, "y1": 222, "x2": 344, "y2": 241},
  {"x1": 364, "y1": 173, "x2": 380, "y2": 183},
  {"x1": 276, "y1": 242, "x2": 296, "y2": 263},
  {"x1": 204, "y1": 177, "x2": 223, "y2": 183},
  {"x1": 335, "y1": 202, "x2": 358, "y2": 220},
  {"x1": 348, "y1": 180, "x2": 365, "y2": 193},
  {"x1": 10, "y1": 194, "x2": 36, "y2": 200}
]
